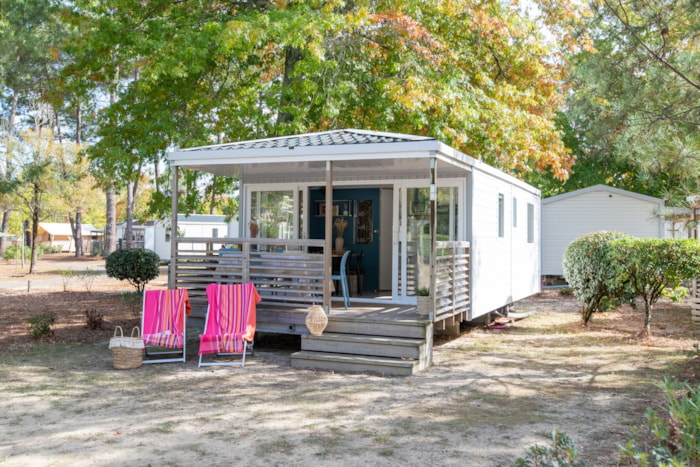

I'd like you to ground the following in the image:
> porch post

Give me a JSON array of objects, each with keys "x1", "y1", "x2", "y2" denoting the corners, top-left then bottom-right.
[
  {"x1": 168, "y1": 165, "x2": 179, "y2": 289},
  {"x1": 429, "y1": 157, "x2": 437, "y2": 321},
  {"x1": 324, "y1": 161, "x2": 333, "y2": 312}
]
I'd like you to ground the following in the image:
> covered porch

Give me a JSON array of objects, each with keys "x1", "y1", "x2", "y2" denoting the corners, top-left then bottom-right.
[{"x1": 169, "y1": 236, "x2": 469, "y2": 375}]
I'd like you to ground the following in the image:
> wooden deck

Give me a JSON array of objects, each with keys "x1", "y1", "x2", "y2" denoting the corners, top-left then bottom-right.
[{"x1": 173, "y1": 237, "x2": 470, "y2": 375}]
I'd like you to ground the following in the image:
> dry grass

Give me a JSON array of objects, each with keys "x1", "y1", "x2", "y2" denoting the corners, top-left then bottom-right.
[{"x1": 1, "y1": 256, "x2": 699, "y2": 466}]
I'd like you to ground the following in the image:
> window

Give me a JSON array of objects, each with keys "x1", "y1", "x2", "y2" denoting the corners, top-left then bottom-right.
[
  {"x1": 527, "y1": 203, "x2": 535, "y2": 243},
  {"x1": 212, "y1": 228, "x2": 219, "y2": 238},
  {"x1": 498, "y1": 194, "x2": 505, "y2": 237},
  {"x1": 512, "y1": 197, "x2": 517, "y2": 227}
]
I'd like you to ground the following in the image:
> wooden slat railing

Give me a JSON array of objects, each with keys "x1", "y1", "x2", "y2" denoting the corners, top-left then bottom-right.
[
  {"x1": 171, "y1": 237, "x2": 327, "y2": 313},
  {"x1": 432, "y1": 241, "x2": 470, "y2": 322}
]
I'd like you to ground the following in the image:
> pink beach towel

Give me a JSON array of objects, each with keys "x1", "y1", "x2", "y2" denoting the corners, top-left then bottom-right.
[
  {"x1": 142, "y1": 289, "x2": 191, "y2": 348},
  {"x1": 199, "y1": 283, "x2": 260, "y2": 355}
]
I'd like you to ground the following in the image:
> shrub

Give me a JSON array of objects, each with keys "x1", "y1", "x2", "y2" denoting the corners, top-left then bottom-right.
[
  {"x1": 58, "y1": 270, "x2": 75, "y2": 291},
  {"x1": 28, "y1": 311, "x2": 56, "y2": 339},
  {"x1": 105, "y1": 248, "x2": 160, "y2": 292},
  {"x1": 562, "y1": 231, "x2": 633, "y2": 325},
  {"x1": 609, "y1": 238, "x2": 700, "y2": 336},
  {"x1": 619, "y1": 379, "x2": 700, "y2": 466},
  {"x1": 84, "y1": 309, "x2": 104, "y2": 330},
  {"x1": 3, "y1": 245, "x2": 43, "y2": 261},
  {"x1": 78, "y1": 268, "x2": 101, "y2": 293},
  {"x1": 512, "y1": 430, "x2": 586, "y2": 467}
]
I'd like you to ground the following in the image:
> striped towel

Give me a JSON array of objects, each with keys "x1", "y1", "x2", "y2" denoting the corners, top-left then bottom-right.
[
  {"x1": 199, "y1": 283, "x2": 260, "y2": 355},
  {"x1": 142, "y1": 289, "x2": 190, "y2": 348}
]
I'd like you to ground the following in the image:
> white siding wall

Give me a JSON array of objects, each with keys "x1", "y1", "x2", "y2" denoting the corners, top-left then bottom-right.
[
  {"x1": 469, "y1": 169, "x2": 541, "y2": 318},
  {"x1": 542, "y1": 188, "x2": 664, "y2": 276}
]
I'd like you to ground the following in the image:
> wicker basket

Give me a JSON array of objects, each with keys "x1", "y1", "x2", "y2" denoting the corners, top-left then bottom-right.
[
  {"x1": 305, "y1": 305, "x2": 328, "y2": 336},
  {"x1": 109, "y1": 326, "x2": 144, "y2": 370}
]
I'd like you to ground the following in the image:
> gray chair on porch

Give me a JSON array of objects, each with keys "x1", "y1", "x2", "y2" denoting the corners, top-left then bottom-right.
[{"x1": 331, "y1": 250, "x2": 351, "y2": 308}]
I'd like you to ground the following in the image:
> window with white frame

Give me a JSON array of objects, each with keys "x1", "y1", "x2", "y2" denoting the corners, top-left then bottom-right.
[{"x1": 498, "y1": 194, "x2": 505, "y2": 237}]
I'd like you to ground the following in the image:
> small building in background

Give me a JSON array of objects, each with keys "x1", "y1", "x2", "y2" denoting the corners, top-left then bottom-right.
[
  {"x1": 541, "y1": 185, "x2": 667, "y2": 279},
  {"x1": 37, "y1": 222, "x2": 98, "y2": 253},
  {"x1": 116, "y1": 215, "x2": 237, "y2": 261}
]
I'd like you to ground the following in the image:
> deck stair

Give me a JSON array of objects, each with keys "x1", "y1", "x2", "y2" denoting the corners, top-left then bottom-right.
[{"x1": 291, "y1": 313, "x2": 433, "y2": 376}]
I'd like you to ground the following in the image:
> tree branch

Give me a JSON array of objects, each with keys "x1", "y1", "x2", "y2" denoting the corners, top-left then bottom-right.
[{"x1": 604, "y1": 0, "x2": 700, "y2": 92}]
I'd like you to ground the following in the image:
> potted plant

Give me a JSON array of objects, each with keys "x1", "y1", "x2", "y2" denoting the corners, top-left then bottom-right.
[
  {"x1": 415, "y1": 287, "x2": 432, "y2": 317},
  {"x1": 334, "y1": 217, "x2": 347, "y2": 252}
]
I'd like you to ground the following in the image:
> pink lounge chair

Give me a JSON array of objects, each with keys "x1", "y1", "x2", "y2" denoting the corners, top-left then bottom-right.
[
  {"x1": 141, "y1": 289, "x2": 191, "y2": 364},
  {"x1": 198, "y1": 283, "x2": 261, "y2": 368}
]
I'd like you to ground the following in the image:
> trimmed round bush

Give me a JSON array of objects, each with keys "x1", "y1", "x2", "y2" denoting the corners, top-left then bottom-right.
[
  {"x1": 562, "y1": 231, "x2": 633, "y2": 325},
  {"x1": 105, "y1": 248, "x2": 160, "y2": 292}
]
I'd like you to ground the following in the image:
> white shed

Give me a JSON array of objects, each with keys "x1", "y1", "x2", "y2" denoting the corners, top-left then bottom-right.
[{"x1": 541, "y1": 185, "x2": 665, "y2": 277}]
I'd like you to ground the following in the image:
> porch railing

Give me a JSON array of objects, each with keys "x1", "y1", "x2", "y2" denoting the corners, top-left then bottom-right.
[
  {"x1": 432, "y1": 241, "x2": 470, "y2": 321},
  {"x1": 170, "y1": 237, "x2": 327, "y2": 313}
]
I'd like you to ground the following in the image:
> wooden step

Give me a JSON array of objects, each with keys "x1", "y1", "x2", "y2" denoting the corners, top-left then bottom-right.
[
  {"x1": 301, "y1": 333, "x2": 426, "y2": 360},
  {"x1": 291, "y1": 351, "x2": 421, "y2": 376},
  {"x1": 325, "y1": 316, "x2": 431, "y2": 339}
]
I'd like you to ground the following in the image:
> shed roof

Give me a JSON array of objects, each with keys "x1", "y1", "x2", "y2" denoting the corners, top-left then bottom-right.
[
  {"x1": 543, "y1": 184, "x2": 663, "y2": 206},
  {"x1": 38, "y1": 223, "x2": 97, "y2": 236}
]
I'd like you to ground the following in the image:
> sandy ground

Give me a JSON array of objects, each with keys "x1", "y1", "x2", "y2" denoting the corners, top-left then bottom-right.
[{"x1": 1, "y1": 254, "x2": 699, "y2": 466}]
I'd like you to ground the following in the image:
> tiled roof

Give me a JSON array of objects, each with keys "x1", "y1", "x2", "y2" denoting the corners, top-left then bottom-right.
[{"x1": 184, "y1": 129, "x2": 434, "y2": 151}]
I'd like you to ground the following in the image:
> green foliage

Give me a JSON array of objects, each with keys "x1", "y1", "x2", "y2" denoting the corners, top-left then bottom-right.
[
  {"x1": 84, "y1": 309, "x2": 103, "y2": 330},
  {"x1": 512, "y1": 430, "x2": 586, "y2": 467},
  {"x1": 608, "y1": 238, "x2": 700, "y2": 335},
  {"x1": 562, "y1": 231, "x2": 633, "y2": 325},
  {"x1": 619, "y1": 379, "x2": 700, "y2": 466},
  {"x1": 560, "y1": 0, "x2": 700, "y2": 202},
  {"x1": 105, "y1": 248, "x2": 160, "y2": 293},
  {"x1": 3, "y1": 245, "x2": 43, "y2": 261},
  {"x1": 28, "y1": 311, "x2": 56, "y2": 339}
]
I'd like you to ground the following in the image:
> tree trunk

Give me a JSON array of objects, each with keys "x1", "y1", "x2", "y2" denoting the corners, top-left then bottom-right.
[
  {"x1": 644, "y1": 298, "x2": 653, "y2": 337},
  {"x1": 103, "y1": 183, "x2": 117, "y2": 256},
  {"x1": 0, "y1": 89, "x2": 19, "y2": 254},
  {"x1": 70, "y1": 209, "x2": 83, "y2": 257},
  {"x1": 75, "y1": 100, "x2": 82, "y2": 146},
  {"x1": 29, "y1": 185, "x2": 40, "y2": 274},
  {"x1": 125, "y1": 180, "x2": 134, "y2": 249},
  {"x1": 277, "y1": 46, "x2": 303, "y2": 125}
]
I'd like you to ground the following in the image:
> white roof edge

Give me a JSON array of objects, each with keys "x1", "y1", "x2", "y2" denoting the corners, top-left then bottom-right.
[
  {"x1": 543, "y1": 184, "x2": 663, "y2": 205},
  {"x1": 170, "y1": 139, "x2": 444, "y2": 163}
]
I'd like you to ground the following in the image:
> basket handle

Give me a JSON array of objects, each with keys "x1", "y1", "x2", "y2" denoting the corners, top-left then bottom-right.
[
  {"x1": 131, "y1": 326, "x2": 141, "y2": 338},
  {"x1": 114, "y1": 326, "x2": 124, "y2": 338}
]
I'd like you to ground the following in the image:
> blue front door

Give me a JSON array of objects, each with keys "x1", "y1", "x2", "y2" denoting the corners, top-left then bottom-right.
[{"x1": 309, "y1": 188, "x2": 380, "y2": 293}]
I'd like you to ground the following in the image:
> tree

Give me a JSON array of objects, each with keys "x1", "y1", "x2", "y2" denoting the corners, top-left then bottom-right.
[
  {"x1": 13, "y1": 116, "x2": 63, "y2": 274},
  {"x1": 609, "y1": 238, "x2": 700, "y2": 337},
  {"x1": 61, "y1": 0, "x2": 578, "y2": 212},
  {"x1": 0, "y1": 0, "x2": 64, "y2": 253},
  {"x1": 559, "y1": 0, "x2": 700, "y2": 202}
]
